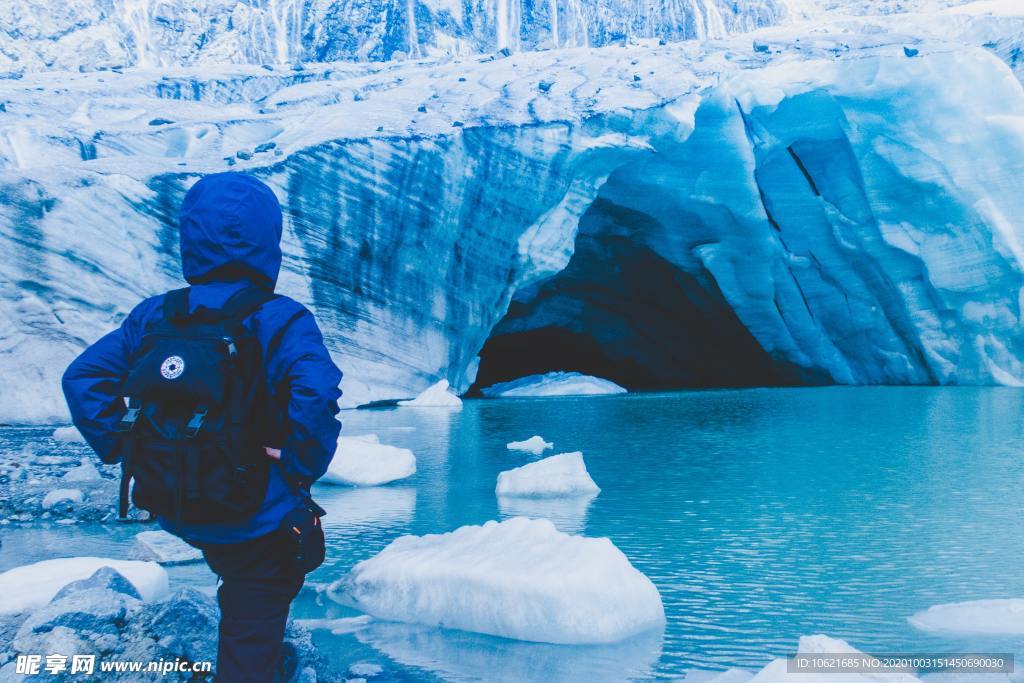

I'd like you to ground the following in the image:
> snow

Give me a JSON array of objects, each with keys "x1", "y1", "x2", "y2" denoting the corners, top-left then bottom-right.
[
  {"x1": 52, "y1": 426, "x2": 85, "y2": 443},
  {"x1": 908, "y1": 598, "x2": 1024, "y2": 635},
  {"x1": 506, "y1": 435, "x2": 554, "y2": 454},
  {"x1": 482, "y1": 372, "x2": 627, "y2": 398},
  {"x1": 398, "y1": 380, "x2": 463, "y2": 408},
  {"x1": 336, "y1": 517, "x2": 664, "y2": 644},
  {"x1": 496, "y1": 452, "x2": 600, "y2": 497},
  {"x1": 0, "y1": 557, "x2": 169, "y2": 614},
  {"x1": 321, "y1": 434, "x2": 417, "y2": 486},
  {"x1": 41, "y1": 488, "x2": 84, "y2": 510},
  {"x1": 130, "y1": 530, "x2": 203, "y2": 565}
]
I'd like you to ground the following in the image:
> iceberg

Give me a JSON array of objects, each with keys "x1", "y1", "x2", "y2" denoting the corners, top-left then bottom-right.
[
  {"x1": 482, "y1": 372, "x2": 627, "y2": 398},
  {"x1": 334, "y1": 517, "x2": 664, "y2": 644},
  {"x1": 506, "y1": 435, "x2": 554, "y2": 454},
  {"x1": 321, "y1": 434, "x2": 417, "y2": 486},
  {"x1": 495, "y1": 451, "x2": 601, "y2": 497},
  {"x1": 397, "y1": 380, "x2": 463, "y2": 408},
  {"x1": 908, "y1": 598, "x2": 1024, "y2": 635},
  {"x1": 0, "y1": 557, "x2": 169, "y2": 615}
]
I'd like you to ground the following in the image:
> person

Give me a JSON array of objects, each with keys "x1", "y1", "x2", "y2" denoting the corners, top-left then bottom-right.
[{"x1": 62, "y1": 172, "x2": 343, "y2": 682}]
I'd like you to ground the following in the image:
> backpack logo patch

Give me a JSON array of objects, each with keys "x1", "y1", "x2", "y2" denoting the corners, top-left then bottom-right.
[{"x1": 160, "y1": 355, "x2": 185, "y2": 380}]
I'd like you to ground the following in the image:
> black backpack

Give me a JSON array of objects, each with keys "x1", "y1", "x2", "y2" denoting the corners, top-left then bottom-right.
[{"x1": 116, "y1": 286, "x2": 279, "y2": 524}]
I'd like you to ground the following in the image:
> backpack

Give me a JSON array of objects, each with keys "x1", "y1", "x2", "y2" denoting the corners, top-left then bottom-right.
[{"x1": 116, "y1": 286, "x2": 279, "y2": 524}]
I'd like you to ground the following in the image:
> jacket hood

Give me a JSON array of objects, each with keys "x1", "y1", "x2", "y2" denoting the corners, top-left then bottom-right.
[{"x1": 178, "y1": 172, "x2": 283, "y2": 289}]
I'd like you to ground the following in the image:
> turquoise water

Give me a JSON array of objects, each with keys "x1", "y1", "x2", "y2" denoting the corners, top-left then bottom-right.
[{"x1": 3, "y1": 388, "x2": 1024, "y2": 680}]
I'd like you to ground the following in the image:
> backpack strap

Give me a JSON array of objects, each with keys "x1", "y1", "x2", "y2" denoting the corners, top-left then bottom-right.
[
  {"x1": 162, "y1": 287, "x2": 190, "y2": 325},
  {"x1": 218, "y1": 287, "x2": 279, "y2": 323}
]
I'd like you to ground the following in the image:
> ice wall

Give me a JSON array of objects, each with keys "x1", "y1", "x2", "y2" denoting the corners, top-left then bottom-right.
[
  {"x1": 0, "y1": 0, "x2": 795, "y2": 72},
  {"x1": 4, "y1": 4, "x2": 1024, "y2": 419}
]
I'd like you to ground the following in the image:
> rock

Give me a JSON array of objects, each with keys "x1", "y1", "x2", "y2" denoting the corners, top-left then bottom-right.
[
  {"x1": 130, "y1": 530, "x2": 203, "y2": 565},
  {"x1": 538, "y1": 80, "x2": 554, "y2": 92},
  {"x1": 904, "y1": 46, "x2": 920, "y2": 57},
  {"x1": 14, "y1": 587, "x2": 141, "y2": 650},
  {"x1": 53, "y1": 567, "x2": 143, "y2": 602},
  {"x1": 147, "y1": 117, "x2": 174, "y2": 125},
  {"x1": 131, "y1": 588, "x2": 219, "y2": 665},
  {"x1": 42, "y1": 488, "x2": 84, "y2": 511}
]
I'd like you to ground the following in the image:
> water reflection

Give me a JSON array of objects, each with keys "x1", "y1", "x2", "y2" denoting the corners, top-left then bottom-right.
[
  {"x1": 496, "y1": 493, "x2": 597, "y2": 534},
  {"x1": 355, "y1": 621, "x2": 664, "y2": 683}
]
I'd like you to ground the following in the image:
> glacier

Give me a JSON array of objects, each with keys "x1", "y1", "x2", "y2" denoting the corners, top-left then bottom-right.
[
  {"x1": 1, "y1": 0, "x2": 800, "y2": 72},
  {"x1": 5, "y1": 3, "x2": 1024, "y2": 419}
]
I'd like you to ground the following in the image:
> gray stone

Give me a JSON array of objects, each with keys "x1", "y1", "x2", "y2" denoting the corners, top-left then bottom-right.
[
  {"x1": 15, "y1": 587, "x2": 140, "y2": 647},
  {"x1": 134, "y1": 588, "x2": 218, "y2": 665},
  {"x1": 53, "y1": 567, "x2": 143, "y2": 602}
]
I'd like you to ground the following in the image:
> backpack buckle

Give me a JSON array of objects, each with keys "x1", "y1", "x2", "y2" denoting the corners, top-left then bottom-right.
[
  {"x1": 118, "y1": 407, "x2": 140, "y2": 432},
  {"x1": 185, "y1": 408, "x2": 208, "y2": 438}
]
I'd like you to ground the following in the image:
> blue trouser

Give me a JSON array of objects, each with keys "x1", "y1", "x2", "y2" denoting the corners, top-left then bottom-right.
[{"x1": 201, "y1": 531, "x2": 305, "y2": 683}]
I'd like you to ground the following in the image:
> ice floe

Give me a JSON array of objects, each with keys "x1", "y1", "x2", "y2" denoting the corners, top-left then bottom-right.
[
  {"x1": 397, "y1": 380, "x2": 463, "y2": 408},
  {"x1": 335, "y1": 517, "x2": 663, "y2": 644},
  {"x1": 496, "y1": 452, "x2": 600, "y2": 497},
  {"x1": 321, "y1": 434, "x2": 416, "y2": 486},
  {"x1": 0, "y1": 557, "x2": 169, "y2": 614},
  {"x1": 130, "y1": 530, "x2": 203, "y2": 565},
  {"x1": 482, "y1": 372, "x2": 627, "y2": 398},
  {"x1": 505, "y1": 435, "x2": 553, "y2": 454},
  {"x1": 62, "y1": 459, "x2": 101, "y2": 482},
  {"x1": 909, "y1": 598, "x2": 1024, "y2": 635},
  {"x1": 41, "y1": 488, "x2": 84, "y2": 510}
]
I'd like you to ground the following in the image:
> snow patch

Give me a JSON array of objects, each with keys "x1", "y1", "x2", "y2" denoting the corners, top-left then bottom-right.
[
  {"x1": 496, "y1": 452, "x2": 600, "y2": 497},
  {"x1": 335, "y1": 517, "x2": 663, "y2": 644},
  {"x1": 908, "y1": 598, "x2": 1024, "y2": 635},
  {"x1": 398, "y1": 380, "x2": 463, "y2": 408},
  {"x1": 482, "y1": 372, "x2": 627, "y2": 398},
  {"x1": 0, "y1": 557, "x2": 169, "y2": 614},
  {"x1": 63, "y1": 459, "x2": 102, "y2": 482},
  {"x1": 506, "y1": 435, "x2": 554, "y2": 454},
  {"x1": 321, "y1": 435, "x2": 417, "y2": 486}
]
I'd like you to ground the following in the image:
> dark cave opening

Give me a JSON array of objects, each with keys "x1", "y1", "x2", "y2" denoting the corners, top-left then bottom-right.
[{"x1": 470, "y1": 198, "x2": 810, "y2": 395}]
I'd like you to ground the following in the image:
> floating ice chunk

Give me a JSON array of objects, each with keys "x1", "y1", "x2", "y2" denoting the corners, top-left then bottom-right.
[
  {"x1": 496, "y1": 452, "x2": 600, "y2": 498},
  {"x1": 41, "y1": 488, "x2": 84, "y2": 510},
  {"x1": 321, "y1": 435, "x2": 416, "y2": 486},
  {"x1": 63, "y1": 459, "x2": 101, "y2": 482},
  {"x1": 398, "y1": 379, "x2": 462, "y2": 407},
  {"x1": 130, "y1": 530, "x2": 203, "y2": 565},
  {"x1": 749, "y1": 635, "x2": 921, "y2": 682},
  {"x1": 0, "y1": 557, "x2": 169, "y2": 614},
  {"x1": 52, "y1": 426, "x2": 85, "y2": 443},
  {"x1": 506, "y1": 435, "x2": 553, "y2": 454},
  {"x1": 337, "y1": 517, "x2": 664, "y2": 644},
  {"x1": 908, "y1": 598, "x2": 1024, "y2": 635},
  {"x1": 481, "y1": 372, "x2": 626, "y2": 398}
]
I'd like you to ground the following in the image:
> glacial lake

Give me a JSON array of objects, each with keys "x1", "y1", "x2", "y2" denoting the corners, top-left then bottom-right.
[{"x1": 3, "y1": 387, "x2": 1024, "y2": 680}]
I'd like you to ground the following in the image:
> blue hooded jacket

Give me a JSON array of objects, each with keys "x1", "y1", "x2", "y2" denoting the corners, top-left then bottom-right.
[{"x1": 62, "y1": 172, "x2": 342, "y2": 544}]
